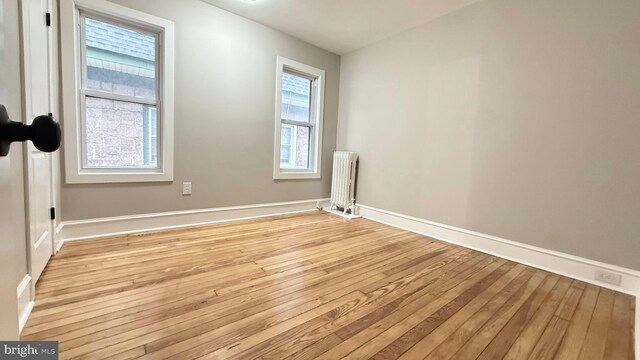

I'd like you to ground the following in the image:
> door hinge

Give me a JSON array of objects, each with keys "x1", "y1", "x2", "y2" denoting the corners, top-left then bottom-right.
[
  {"x1": 50, "y1": 207, "x2": 56, "y2": 220},
  {"x1": 46, "y1": 12, "x2": 51, "y2": 27}
]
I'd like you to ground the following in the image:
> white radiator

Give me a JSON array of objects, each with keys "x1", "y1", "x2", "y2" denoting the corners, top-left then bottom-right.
[{"x1": 330, "y1": 151, "x2": 359, "y2": 214}]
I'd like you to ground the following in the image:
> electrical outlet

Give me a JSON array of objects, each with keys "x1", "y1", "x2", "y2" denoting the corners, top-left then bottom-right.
[
  {"x1": 594, "y1": 269, "x2": 622, "y2": 286},
  {"x1": 182, "y1": 182, "x2": 192, "y2": 196}
]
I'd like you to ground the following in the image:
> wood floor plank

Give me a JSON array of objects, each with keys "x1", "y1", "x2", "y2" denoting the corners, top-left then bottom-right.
[
  {"x1": 603, "y1": 292, "x2": 635, "y2": 360},
  {"x1": 423, "y1": 268, "x2": 537, "y2": 360},
  {"x1": 528, "y1": 316, "x2": 570, "y2": 360},
  {"x1": 285, "y1": 333, "x2": 343, "y2": 360},
  {"x1": 397, "y1": 264, "x2": 527, "y2": 359},
  {"x1": 579, "y1": 288, "x2": 616, "y2": 360},
  {"x1": 446, "y1": 270, "x2": 549, "y2": 359},
  {"x1": 142, "y1": 242, "x2": 476, "y2": 359},
  {"x1": 26, "y1": 239, "x2": 423, "y2": 341},
  {"x1": 554, "y1": 284, "x2": 601, "y2": 360},
  {"x1": 508, "y1": 279, "x2": 584, "y2": 360},
  {"x1": 474, "y1": 274, "x2": 560, "y2": 360},
  {"x1": 19, "y1": 212, "x2": 634, "y2": 360},
  {"x1": 369, "y1": 261, "x2": 529, "y2": 359},
  {"x1": 94, "y1": 246, "x2": 424, "y2": 358},
  {"x1": 555, "y1": 280, "x2": 587, "y2": 320},
  {"x1": 501, "y1": 276, "x2": 573, "y2": 360},
  {"x1": 30, "y1": 232, "x2": 417, "y2": 325},
  {"x1": 221, "y1": 251, "x2": 491, "y2": 360},
  {"x1": 325, "y1": 260, "x2": 512, "y2": 360},
  {"x1": 338, "y1": 253, "x2": 490, "y2": 342}
]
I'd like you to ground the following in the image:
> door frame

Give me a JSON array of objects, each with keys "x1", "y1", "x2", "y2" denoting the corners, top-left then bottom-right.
[{"x1": 19, "y1": 0, "x2": 58, "y2": 314}]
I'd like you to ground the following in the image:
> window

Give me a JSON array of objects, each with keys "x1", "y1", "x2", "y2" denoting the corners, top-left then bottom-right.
[
  {"x1": 61, "y1": 0, "x2": 174, "y2": 183},
  {"x1": 274, "y1": 57, "x2": 325, "y2": 179}
]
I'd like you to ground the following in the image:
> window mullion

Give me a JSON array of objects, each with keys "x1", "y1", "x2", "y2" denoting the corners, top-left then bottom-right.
[
  {"x1": 81, "y1": 89, "x2": 158, "y2": 106},
  {"x1": 281, "y1": 119, "x2": 314, "y2": 128}
]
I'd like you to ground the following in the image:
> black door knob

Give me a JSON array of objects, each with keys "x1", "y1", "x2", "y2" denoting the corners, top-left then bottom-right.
[{"x1": 0, "y1": 104, "x2": 62, "y2": 157}]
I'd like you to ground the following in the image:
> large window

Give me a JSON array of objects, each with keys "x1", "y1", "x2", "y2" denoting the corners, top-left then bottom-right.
[
  {"x1": 61, "y1": 0, "x2": 174, "y2": 183},
  {"x1": 274, "y1": 57, "x2": 325, "y2": 179}
]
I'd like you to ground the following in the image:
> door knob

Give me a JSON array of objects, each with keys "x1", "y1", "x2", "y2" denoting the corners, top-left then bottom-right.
[{"x1": 0, "y1": 104, "x2": 62, "y2": 157}]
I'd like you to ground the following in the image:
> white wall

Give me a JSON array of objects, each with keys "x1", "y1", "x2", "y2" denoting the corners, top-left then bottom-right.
[
  {"x1": 60, "y1": 0, "x2": 341, "y2": 221},
  {"x1": 338, "y1": 0, "x2": 640, "y2": 270}
]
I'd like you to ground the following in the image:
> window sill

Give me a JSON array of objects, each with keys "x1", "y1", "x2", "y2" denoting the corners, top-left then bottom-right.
[
  {"x1": 274, "y1": 170, "x2": 321, "y2": 180},
  {"x1": 66, "y1": 170, "x2": 173, "y2": 184}
]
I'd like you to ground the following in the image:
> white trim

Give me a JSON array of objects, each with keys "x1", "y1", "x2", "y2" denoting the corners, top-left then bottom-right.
[
  {"x1": 60, "y1": 0, "x2": 175, "y2": 184},
  {"x1": 55, "y1": 222, "x2": 65, "y2": 253},
  {"x1": 58, "y1": 198, "x2": 329, "y2": 243},
  {"x1": 273, "y1": 56, "x2": 325, "y2": 180},
  {"x1": 55, "y1": 221, "x2": 64, "y2": 235},
  {"x1": 18, "y1": 303, "x2": 34, "y2": 334},
  {"x1": 16, "y1": 275, "x2": 34, "y2": 333},
  {"x1": 55, "y1": 239, "x2": 65, "y2": 253},
  {"x1": 359, "y1": 204, "x2": 640, "y2": 296},
  {"x1": 16, "y1": 276, "x2": 31, "y2": 304}
]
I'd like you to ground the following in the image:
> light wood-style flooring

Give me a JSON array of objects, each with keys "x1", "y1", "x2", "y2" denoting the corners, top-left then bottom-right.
[{"x1": 22, "y1": 212, "x2": 635, "y2": 359}]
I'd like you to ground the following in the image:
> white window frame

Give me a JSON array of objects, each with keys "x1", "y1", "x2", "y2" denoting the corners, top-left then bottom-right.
[
  {"x1": 60, "y1": 0, "x2": 174, "y2": 183},
  {"x1": 273, "y1": 56, "x2": 325, "y2": 180}
]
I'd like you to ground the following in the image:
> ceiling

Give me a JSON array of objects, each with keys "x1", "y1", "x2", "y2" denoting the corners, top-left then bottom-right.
[{"x1": 201, "y1": 0, "x2": 483, "y2": 55}]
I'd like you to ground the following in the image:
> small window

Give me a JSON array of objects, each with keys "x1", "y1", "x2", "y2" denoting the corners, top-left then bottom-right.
[
  {"x1": 61, "y1": 0, "x2": 174, "y2": 183},
  {"x1": 274, "y1": 57, "x2": 325, "y2": 179}
]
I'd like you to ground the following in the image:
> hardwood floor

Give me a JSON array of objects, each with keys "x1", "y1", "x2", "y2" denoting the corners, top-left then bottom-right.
[{"x1": 22, "y1": 212, "x2": 635, "y2": 359}]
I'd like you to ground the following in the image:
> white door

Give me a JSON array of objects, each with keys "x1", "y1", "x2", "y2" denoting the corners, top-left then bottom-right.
[
  {"x1": 1, "y1": 0, "x2": 25, "y2": 340},
  {"x1": 0, "y1": 149, "x2": 21, "y2": 340},
  {"x1": 22, "y1": 0, "x2": 55, "y2": 284}
]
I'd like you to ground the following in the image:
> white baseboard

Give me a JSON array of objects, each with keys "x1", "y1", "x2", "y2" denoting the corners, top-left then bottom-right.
[
  {"x1": 359, "y1": 205, "x2": 640, "y2": 297},
  {"x1": 16, "y1": 274, "x2": 34, "y2": 333},
  {"x1": 54, "y1": 222, "x2": 64, "y2": 253},
  {"x1": 58, "y1": 199, "x2": 329, "y2": 244}
]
